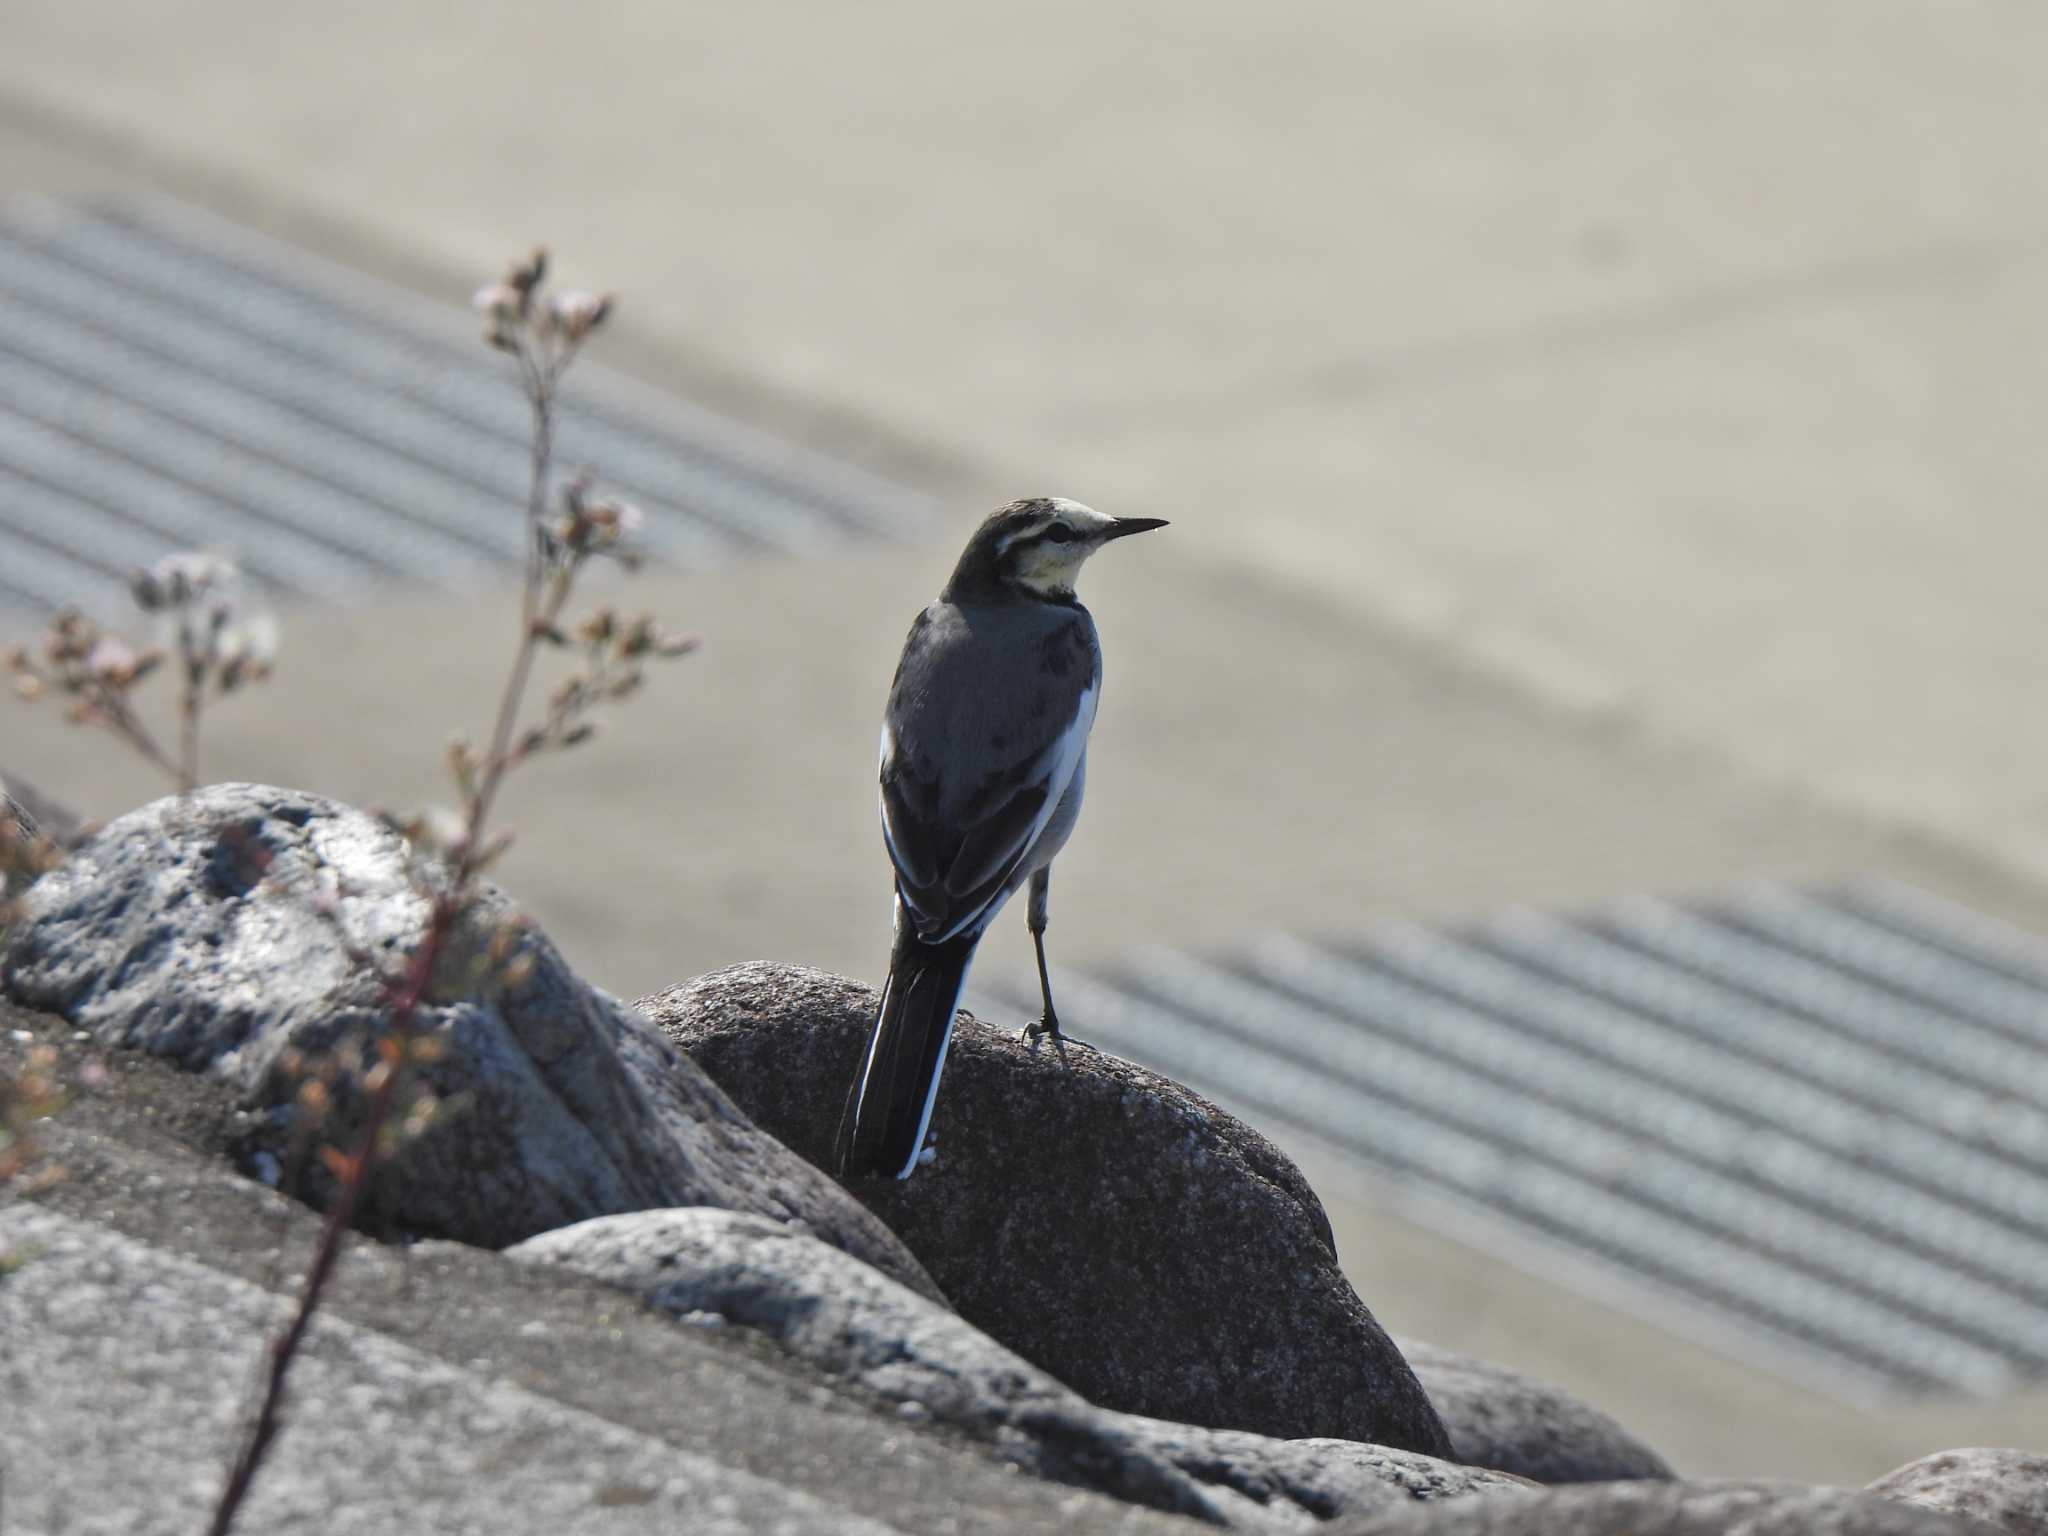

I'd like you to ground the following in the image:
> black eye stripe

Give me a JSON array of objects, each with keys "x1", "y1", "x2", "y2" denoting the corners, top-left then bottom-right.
[{"x1": 1043, "y1": 524, "x2": 1073, "y2": 544}]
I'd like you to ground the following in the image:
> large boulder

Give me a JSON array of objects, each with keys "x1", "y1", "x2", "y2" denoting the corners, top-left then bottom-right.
[
  {"x1": 1, "y1": 785, "x2": 939, "y2": 1300},
  {"x1": 639, "y1": 961, "x2": 1452, "y2": 1457},
  {"x1": 1866, "y1": 1450, "x2": 2048, "y2": 1535},
  {"x1": 1395, "y1": 1340, "x2": 1675, "y2": 1484},
  {"x1": 511, "y1": 1207, "x2": 1531, "y2": 1531},
  {"x1": 1325, "y1": 1481, "x2": 1998, "y2": 1536}
]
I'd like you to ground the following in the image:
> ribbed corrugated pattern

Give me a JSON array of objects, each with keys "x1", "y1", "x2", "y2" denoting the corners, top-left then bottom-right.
[
  {"x1": 973, "y1": 881, "x2": 2048, "y2": 1399},
  {"x1": 0, "y1": 199, "x2": 925, "y2": 614}
]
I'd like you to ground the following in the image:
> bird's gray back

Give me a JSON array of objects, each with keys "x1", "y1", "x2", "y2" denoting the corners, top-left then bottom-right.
[{"x1": 885, "y1": 598, "x2": 1100, "y2": 824}]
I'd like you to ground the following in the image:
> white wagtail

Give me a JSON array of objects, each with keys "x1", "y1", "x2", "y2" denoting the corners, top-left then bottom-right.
[{"x1": 835, "y1": 497, "x2": 1166, "y2": 1180}]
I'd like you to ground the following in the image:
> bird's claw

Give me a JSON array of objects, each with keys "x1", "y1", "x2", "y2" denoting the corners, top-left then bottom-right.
[{"x1": 1022, "y1": 1015, "x2": 1094, "y2": 1054}]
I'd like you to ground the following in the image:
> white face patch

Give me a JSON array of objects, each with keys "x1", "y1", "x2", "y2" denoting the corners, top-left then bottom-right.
[
  {"x1": 1005, "y1": 500, "x2": 1120, "y2": 595},
  {"x1": 1047, "y1": 497, "x2": 1110, "y2": 529}
]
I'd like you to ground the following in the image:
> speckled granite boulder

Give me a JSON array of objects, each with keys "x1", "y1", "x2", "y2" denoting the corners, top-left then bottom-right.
[
  {"x1": 1, "y1": 786, "x2": 938, "y2": 1300},
  {"x1": 1396, "y1": 1340, "x2": 1675, "y2": 1484},
  {"x1": 638, "y1": 961, "x2": 1451, "y2": 1457},
  {"x1": 1867, "y1": 1450, "x2": 2048, "y2": 1535}
]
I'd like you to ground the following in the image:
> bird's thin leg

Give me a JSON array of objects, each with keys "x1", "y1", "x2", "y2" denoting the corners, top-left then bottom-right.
[{"x1": 1022, "y1": 868, "x2": 1093, "y2": 1051}]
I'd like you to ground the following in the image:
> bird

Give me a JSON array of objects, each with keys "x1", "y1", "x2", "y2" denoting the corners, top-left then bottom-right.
[{"x1": 835, "y1": 496, "x2": 1166, "y2": 1180}]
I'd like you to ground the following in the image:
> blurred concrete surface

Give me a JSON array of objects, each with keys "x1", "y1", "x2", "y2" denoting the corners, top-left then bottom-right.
[
  {"x1": 5, "y1": 0, "x2": 2048, "y2": 1486},
  {"x1": 9, "y1": 3, "x2": 2048, "y2": 882}
]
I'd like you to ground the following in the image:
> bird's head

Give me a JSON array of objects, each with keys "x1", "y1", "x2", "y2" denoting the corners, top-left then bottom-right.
[{"x1": 947, "y1": 497, "x2": 1168, "y2": 603}]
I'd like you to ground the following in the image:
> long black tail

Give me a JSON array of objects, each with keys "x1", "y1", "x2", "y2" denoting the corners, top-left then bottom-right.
[{"x1": 836, "y1": 921, "x2": 978, "y2": 1179}]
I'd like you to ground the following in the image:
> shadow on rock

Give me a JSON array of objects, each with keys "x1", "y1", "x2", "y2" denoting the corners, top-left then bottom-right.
[
  {"x1": 1396, "y1": 1340, "x2": 1674, "y2": 1485},
  {"x1": 512, "y1": 1207, "x2": 1530, "y2": 1531}
]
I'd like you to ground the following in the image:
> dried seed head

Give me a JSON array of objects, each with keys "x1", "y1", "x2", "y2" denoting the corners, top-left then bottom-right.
[
  {"x1": 509, "y1": 248, "x2": 548, "y2": 299},
  {"x1": 577, "y1": 608, "x2": 617, "y2": 647},
  {"x1": 85, "y1": 636, "x2": 142, "y2": 685},
  {"x1": 472, "y1": 282, "x2": 523, "y2": 322},
  {"x1": 585, "y1": 498, "x2": 641, "y2": 542},
  {"x1": 547, "y1": 289, "x2": 612, "y2": 342}
]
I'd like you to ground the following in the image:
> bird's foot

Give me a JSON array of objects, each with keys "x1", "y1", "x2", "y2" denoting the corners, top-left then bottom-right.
[{"x1": 1022, "y1": 1014, "x2": 1095, "y2": 1054}]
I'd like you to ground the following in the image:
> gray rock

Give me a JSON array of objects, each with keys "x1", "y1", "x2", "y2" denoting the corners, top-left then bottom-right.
[
  {"x1": 0, "y1": 1001, "x2": 1206, "y2": 1536},
  {"x1": 1867, "y1": 1450, "x2": 2048, "y2": 1535},
  {"x1": 1396, "y1": 1339, "x2": 1675, "y2": 1484},
  {"x1": 1107, "y1": 1418, "x2": 1535, "y2": 1528},
  {"x1": 641, "y1": 962, "x2": 1450, "y2": 1457},
  {"x1": 1, "y1": 785, "x2": 938, "y2": 1300},
  {"x1": 0, "y1": 1205, "x2": 891, "y2": 1536},
  {"x1": 511, "y1": 1207, "x2": 1531, "y2": 1531},
  {"x1": 1324, "y1": 1480, "x2": 1999, "y2": 1536}
]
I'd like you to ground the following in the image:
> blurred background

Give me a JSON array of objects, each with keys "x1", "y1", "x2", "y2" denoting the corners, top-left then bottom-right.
[{"x1": 5, "y1": 0, "x2": 2048, "y2": 1484}]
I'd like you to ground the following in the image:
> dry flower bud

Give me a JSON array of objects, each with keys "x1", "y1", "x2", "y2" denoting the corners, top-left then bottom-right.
[
  {"x1": 586, "y1": 499, "x2": 641, "y2": 543},
  {"x1": 562, "y1": 470, "x2": 594, "y2": 515},
  {"x1": 85, "y1": 636, "x2": 139, "y2": 683},
  {"x1": 547, "y1": 290, "x2": 612, "y2": 342},
  {"x1": 510, "y1": 248, "x2": 548, "y2": 298},
  {"x1": 472, "y1": 283, "x2": 523, "y2": 322}
]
